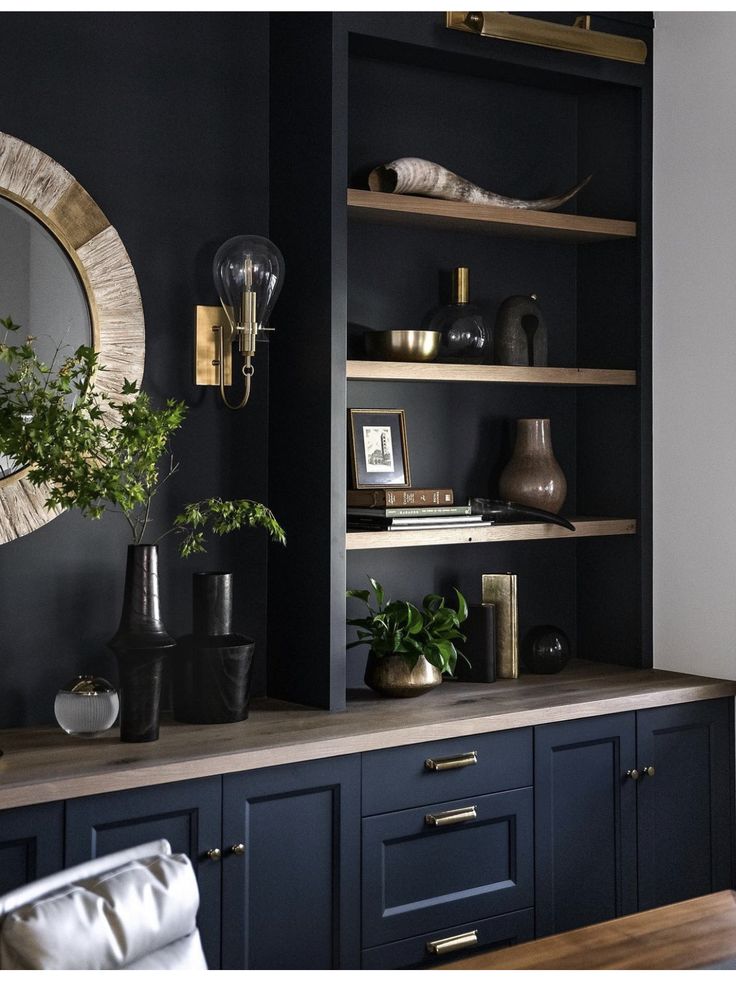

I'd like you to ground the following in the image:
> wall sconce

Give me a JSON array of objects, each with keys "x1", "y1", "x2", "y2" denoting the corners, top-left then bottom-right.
[{"x1": 195, "y1": 235, "x2": 285, "y2": 409}]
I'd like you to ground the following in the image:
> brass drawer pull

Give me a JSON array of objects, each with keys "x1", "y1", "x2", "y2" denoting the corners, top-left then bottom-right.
[
  {"x1": 425, "y1": 805, "x2": 477, "y2": 827},
  {"x1": 205, "y1": 847, "x2": 222, "y2": 861},
  {"x1": 426, "y1": 930, "x2": 479, "y2": 955},
  {"x1": 425, "y1": 751, "x2": 478, "y2": 772}
]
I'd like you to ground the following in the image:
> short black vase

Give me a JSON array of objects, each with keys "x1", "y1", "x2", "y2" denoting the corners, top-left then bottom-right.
[
  {"x1": 108, "y1": 544, "x2": 175, "y2": 743},
  {"x1": 173, "y1": 572, "x2": 255, "y2": 724}
]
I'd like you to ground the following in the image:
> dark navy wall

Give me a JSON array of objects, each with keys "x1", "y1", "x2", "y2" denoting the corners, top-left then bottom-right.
[{"x1": 0, "y1": 12, "x2": 272, "y2": 727}]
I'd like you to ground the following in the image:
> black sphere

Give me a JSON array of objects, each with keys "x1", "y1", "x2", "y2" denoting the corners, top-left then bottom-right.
[{"x1": 522, "y1": 625, "x2": 571, "y2": 674}]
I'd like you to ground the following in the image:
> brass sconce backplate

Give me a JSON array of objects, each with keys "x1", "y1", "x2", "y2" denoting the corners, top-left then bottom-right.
[{"x1": 195, "y1": 305, "x2": 232, "y2": 386}]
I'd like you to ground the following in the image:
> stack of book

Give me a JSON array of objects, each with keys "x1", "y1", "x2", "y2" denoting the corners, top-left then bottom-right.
[{"x1": 347, "y1": 487, "x2": 489, "y2": 532}]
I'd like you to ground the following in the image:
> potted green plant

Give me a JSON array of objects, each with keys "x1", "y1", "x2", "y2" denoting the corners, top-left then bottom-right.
[
  {"x1": 0, "y1": 319, "x2": 285, "y2": 741},
  {"x1": 346, "y1": 578, "x2": 468, "y2": 698}
]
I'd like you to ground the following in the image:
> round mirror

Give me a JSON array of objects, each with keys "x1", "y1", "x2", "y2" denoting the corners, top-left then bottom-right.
[
  {"x1": 0, "y1": 130, "x2": 145, "y2": 543},
  {"x1": 0, "y1": 195, "x2": 95, "y2": 479}
]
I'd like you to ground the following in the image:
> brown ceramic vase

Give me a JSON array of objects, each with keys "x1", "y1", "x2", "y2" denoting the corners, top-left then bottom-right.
[
  {"x1": 364, "y1": 652, "x2": 442, "y2": 698},
  {"x1": 499, "y1": 418, "x2": 567, "y2": 514}
]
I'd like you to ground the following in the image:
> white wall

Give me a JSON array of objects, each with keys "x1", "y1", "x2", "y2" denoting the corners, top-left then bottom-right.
[{"x1": 654, "y1": 12, "x2": 736, "y2": 678}]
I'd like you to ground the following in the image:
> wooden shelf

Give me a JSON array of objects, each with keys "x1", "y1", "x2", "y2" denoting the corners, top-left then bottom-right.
[
  {"x1": 346, "y1": 517, "x2": 636, "y2": 550},
  {"x1": 347, "y1": 190, "x2": 637, "y2": 243},
  {"x1": 347, "y1": 360, "x2": 636, "y2": 387}
]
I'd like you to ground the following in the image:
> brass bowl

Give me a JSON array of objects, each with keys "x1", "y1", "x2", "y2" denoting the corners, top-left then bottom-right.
[
  {"x1": 364, "y1": 652, "x2": 442, "y2": 698},
  {"x1": 364, "y1": 329, "x2": 441, "y2": 362}
]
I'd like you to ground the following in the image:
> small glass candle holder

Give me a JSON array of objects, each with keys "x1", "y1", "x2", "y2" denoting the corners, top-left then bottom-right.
[{"x1": 54, "y1": 675, "x2": 119, "y2": 738}]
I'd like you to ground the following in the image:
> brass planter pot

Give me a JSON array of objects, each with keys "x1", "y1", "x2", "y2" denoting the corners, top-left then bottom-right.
[{"x1": 364, "y1": 651, "x2": 442, "y2": 698}]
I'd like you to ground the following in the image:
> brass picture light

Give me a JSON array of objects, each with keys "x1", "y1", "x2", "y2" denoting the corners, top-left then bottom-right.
[
  {"x1": 445, "y1": 12, "x2": 648, "y2": 65},
  {"x1": 195, "y1": 235, "x2": 284, "y2": 409}
]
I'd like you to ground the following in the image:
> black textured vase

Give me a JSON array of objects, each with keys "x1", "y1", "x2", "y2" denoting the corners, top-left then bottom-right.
[
  {"x1": 173, "y1": 572, "x2": 255, "y2": 724},
  {"x1": 108, "y1": 544, "x2": 175, "y2": 742}
]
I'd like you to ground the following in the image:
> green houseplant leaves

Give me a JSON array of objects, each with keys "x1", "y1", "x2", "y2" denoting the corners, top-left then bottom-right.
[
  {"x1": 346, "y1": 578, "x2": 468, "y2": 676},
  {"x1": 0, "y1": 318, "x2": 285, "y2": 554}
]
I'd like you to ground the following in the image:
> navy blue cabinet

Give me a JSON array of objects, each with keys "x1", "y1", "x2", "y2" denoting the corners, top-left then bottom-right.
[
  {"x1": 0, "y1": 802, "x2": 64, "y2": 896},
  {"x1": 535, "y1": 701, "x2": 734, "y2": 937},
  {"x1": 637, "y1": 699, "x2": 732, "y2": 910},
  {"x1": 221, "y1": 755, "x2": 361, "y2": 970},
  {"x1": 535, "y1": 713, "x2": 638, "y2": 936},
  {"x1": 1, "y1": 698, "x2": 732, "y2": 970},
  {"x1": 363, "y1": 788, "x2": 534, "y2": 947},
  {"x1": 65, "y1": 777, "x2": 223, "y2": 968},
  {"x1": 361, "y1": 728, "x2": 534, "y2": 968}
]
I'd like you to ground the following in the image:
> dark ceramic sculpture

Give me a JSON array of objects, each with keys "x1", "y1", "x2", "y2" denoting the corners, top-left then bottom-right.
[
  {"x1": 495, "y1": 294, "x2": 548, "y2": 366},
  {"x1": 108, "y1": 544, "x2": 175, "y2": 743},
  {"x1": 173, "y1": 572, "x2": 255, "y2": 724},
  {"x1": 522, "y1": 625, "x2": 571, "y2": 674}
]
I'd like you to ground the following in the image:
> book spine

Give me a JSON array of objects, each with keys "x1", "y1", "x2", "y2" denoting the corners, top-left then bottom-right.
[
  {"x1": 347, "y1": 488, "x2": 454, "y2": 507},
  {"x1": 481, "y1": 574, "x2": 518, "y2": 679},
  {"x1": 347, "y1": 505, "x2": 471, "y2": 518}
]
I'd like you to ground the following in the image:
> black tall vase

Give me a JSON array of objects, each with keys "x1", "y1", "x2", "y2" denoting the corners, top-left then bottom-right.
[
  {"x1": 173, "y1": 572, "x2": 255, "y2": 724},
  {"x1": 108, "y1": 544, "x2": 175, "y2": 743}
]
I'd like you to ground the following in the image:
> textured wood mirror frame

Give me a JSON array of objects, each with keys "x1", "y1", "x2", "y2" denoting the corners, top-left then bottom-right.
[{"x1": 0, "y1": 131, "x2": 145, "y2": 544}]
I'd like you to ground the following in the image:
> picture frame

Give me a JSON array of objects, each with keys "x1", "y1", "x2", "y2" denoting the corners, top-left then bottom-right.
[{"x1": 348, "y1": 408, "x2": 411, "y2": 489}]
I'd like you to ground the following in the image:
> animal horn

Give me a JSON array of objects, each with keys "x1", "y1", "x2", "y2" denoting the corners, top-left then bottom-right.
[{"x1": 368, "y1": 157, "x2": 591, "y2": 212}]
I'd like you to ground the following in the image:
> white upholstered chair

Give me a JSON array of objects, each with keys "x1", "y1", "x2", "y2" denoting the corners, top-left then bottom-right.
[{"x1": 0, "y1": 839, "x2": 207, "y2": 970}]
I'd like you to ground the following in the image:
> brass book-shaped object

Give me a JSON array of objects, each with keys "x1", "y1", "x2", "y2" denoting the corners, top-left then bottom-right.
[{"x1": 481, "y1": 573, "x2": 518, "y2": 679}]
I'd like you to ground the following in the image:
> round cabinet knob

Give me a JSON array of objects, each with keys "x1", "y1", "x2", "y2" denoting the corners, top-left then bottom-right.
[
  {"x1": 230, "y1": 843, "x2": 246, "y2": 856},
  {"x1": 643, "y1": 765, "x2": 656, "y2": 777},
  {"x1": 626, "y1": 768, "x2": 640, "y2": 781},
  {"x1": 205, "y1": 848, "x2": 222, "y2": 861}
]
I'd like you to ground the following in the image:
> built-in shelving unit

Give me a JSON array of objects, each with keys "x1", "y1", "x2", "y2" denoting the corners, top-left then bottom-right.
[
  {"x1": 347, "y1": 189, "x2": 637, "y2": 242},
  {"x1": 346, "y1": 517, "x2": 636, "y2": 551},
  {"x1": 347, "y1": 360, "x2": 637, "y2": 387},
  {"x1": 269, "y1": 13, "x2": 653, "y2": 711}
]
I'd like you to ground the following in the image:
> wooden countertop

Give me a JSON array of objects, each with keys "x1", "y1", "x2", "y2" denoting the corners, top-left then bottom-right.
[
  {"x1": 439, "y1": 891, "x2": 736, "y2": 969},
  {"x1": 0, "y1": 661, "x2": 733, "y2": 810}
]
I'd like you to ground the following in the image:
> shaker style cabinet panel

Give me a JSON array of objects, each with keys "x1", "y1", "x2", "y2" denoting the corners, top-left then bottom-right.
[
  {"x1": 65, "y1": 777, "x2": 223, "y2": 969},
  {"x1": 0, "y1": 802, "x2": 64, "y2": 896},
  {"x1": 636, "y1": 699, "x2": 733, "y2": 910},
  {"x1": 362, "y1": 788, "x2": 534, "y2": 948},
  {"x1": 535, "y1": 700, "x2": 735, "y2": 938},
  {"x1": 221, "y1": 755, "x2": 361, "y2": 970},
  {"x1": 534, "y1": 713, "x2": 638, "y2": 936}
]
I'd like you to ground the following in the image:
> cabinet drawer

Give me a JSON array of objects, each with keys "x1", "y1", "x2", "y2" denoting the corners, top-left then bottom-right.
[
  {"x1": 362, "y1": 728, "x2": 532, "y2": 815},
  {"x1": 362, "y1": 787, "x2": 533, "y2": 947},
  {"x1": 361, "y1": 908, "x2": 535, "y2": 969}
]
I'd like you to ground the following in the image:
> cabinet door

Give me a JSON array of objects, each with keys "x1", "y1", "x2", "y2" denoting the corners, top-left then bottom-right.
[
  {"x1": 535, "y1": 713, "x2": 638, "y2": 936},
  {"x1": 637, "y1": 699, "x2": 733, "y2": 910},
  {"x1": 222, "y1": 755, "x2": 360, "y2": 970},
  {"x1": 65, "y1": 778, "x2": 222, "y2": 969},
  {"x1": 0, "y1": 802, "x2": 64, "y2": 896}
]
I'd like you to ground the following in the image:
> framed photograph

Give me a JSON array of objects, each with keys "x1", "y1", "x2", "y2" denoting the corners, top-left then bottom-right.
[{"x1": 348, "y1": 408, "x2": 411, "y2": 489}]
